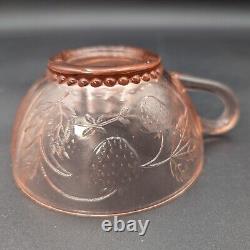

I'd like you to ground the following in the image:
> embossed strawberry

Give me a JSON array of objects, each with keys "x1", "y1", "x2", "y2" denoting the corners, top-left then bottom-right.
[
  {"x1": 89, "y1": 136, "x2": 143, "y2": 191},
  {"x1": 139, "y1": 96, "x2": 171, "y2": 134}
]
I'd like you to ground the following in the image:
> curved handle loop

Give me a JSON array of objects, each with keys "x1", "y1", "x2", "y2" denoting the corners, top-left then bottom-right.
[{"x1": 174, "y1": 73, "x2": 240, "y2": 136}]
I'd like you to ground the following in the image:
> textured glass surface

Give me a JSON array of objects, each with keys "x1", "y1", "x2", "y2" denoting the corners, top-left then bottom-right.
[{"x1": 12, "y1": 75, "x2": 203, "y2": 216}]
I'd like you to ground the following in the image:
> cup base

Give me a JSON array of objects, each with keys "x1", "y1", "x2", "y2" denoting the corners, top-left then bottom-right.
[{"x1": 13, "y1": 160, "x2": 202, "y2": 217}]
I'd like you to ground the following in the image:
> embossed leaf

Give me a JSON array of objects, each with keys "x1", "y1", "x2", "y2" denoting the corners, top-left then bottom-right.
[
  {"x1": 170, "y1": 158, "x2": 186, "y2": 183},
  {"x1": 81, "y1": 127, "x2": 96, "y2": 138},
  {"x1": 85, "y1": 114, "x2": 96, "y2": 124},
  {"x1": 62, "y1": 120, "x2": 72, "y2": 143},
  {"x1": 96, "y1": 115, "x2": 105, "y2": 123}
]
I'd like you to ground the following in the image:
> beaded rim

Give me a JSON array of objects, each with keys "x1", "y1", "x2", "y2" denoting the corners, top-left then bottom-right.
[{"x1": 47, "y1": 46, "x2": 163, "y2": 87}]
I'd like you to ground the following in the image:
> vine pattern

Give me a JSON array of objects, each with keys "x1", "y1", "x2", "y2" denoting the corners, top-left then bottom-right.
[{"x1": 20, "y1": 89, "x2": 197, "y2": 202}]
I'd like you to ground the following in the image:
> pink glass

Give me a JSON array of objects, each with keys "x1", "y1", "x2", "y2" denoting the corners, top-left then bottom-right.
[{"x1": 11, "y1": 46, "x2": 239, "y2": 216}]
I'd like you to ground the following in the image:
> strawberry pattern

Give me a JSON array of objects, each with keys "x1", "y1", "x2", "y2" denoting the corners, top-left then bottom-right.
[{"x1": 89, "y1": 137, "x2": 143, "y2": 191}]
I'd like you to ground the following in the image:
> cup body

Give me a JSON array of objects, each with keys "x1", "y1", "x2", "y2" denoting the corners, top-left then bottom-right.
[{"x1": 12, "y1": 69, "x2": 203, "y2": 216}]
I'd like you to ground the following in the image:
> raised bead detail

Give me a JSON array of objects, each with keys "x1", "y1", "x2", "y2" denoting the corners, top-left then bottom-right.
[
  {"x1": 91, "y1": 78, "x2": 102, "y2": 87},
  {"x1": 78, "y1": 78, "x2": 89, "y2": 87},
  {"x1": 150, "y1": 70, "x2": 157, "y2": 79},
  {"x1": 131, "y1": 75, "x2": 140, "y2": 84},
  {"x1": 49, "y1": 67, "x2": 162, "y2": 87},
  {"x1": 142, "y1": 73, "x2": 150, "y2": 82},
  {"x1": 58, "y1": 75, "x2": 66, "y2": 84},
  {"x1": 67, "y1": 77, "x2": 77, "y2": 85},
  {"x1": 118, "y1": 77, "x2": 129, "y2": 85},
  {"x1": 104, "y1": 78, "x2": 116, "y2": 87}
]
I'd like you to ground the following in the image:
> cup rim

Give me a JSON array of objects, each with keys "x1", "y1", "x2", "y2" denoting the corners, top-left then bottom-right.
[{"x1": 47, "y1": 46, "x2": 162, "y2": 87}]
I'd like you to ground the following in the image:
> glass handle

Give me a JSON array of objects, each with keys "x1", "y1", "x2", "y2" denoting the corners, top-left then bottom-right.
[{"x1": 172, "y1": 73, "x2": 240, "y2": 136}]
